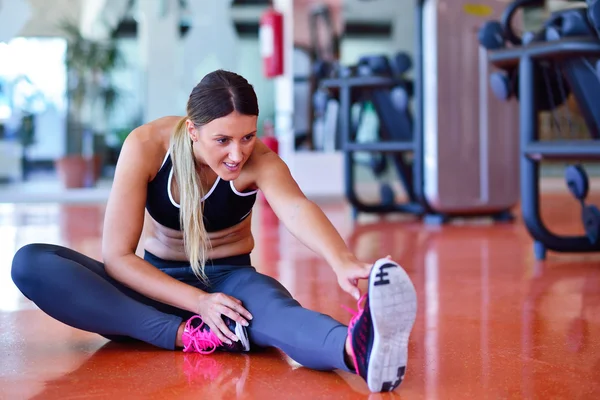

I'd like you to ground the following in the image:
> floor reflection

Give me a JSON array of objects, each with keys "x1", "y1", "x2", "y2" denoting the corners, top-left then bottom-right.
[{"x1": 1, "y1": 197, "x2": 599, "y2": 399}]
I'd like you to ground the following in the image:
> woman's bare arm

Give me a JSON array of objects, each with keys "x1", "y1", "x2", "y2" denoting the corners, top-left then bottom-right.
[
  {"x1": 251, "y1": 143, "x2": 372, "y2": 299},
  {"x1": 252, "y1": 149, "x2": 355, "y2": 271},
  {"x1": 101, "y1": 129, "x2": 205, "y2": 314}
]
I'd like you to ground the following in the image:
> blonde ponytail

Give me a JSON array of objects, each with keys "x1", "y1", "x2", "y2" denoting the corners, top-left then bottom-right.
[
  {"x1": 171, "y1": 69, "x2": 259, "y2": 282},
  {"x1": 170, "y1": 117, "x2": 211, "y2": 283}
]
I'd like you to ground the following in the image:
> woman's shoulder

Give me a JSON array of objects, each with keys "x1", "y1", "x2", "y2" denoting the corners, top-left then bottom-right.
[
  {"x1": 245, "y1": 139, "x2": 277, "y2": 171},
  {"x1": 242, "y1": 138, "x2": 287, "y2": 183},
  {"x1": 131, "y1": 116, "x2": 180, "y2": 146},
  {"x1": 119, "y1": 116, "x2": 182, "y2": 180}
]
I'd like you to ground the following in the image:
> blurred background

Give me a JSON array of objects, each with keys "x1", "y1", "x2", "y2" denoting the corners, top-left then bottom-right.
[
  {"x1": 0, "y1": 0, "x2": 412, "y2": 200},
  {"x1": 0, "y1": 0, "x2": 596, "y2": 204}
]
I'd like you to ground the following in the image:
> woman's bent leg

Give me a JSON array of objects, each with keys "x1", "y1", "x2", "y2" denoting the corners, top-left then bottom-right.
[
  {"x1": 215, "y1": 267, "x2": 350, "y2": 372},
  {"x1": 11, "y1": 243, "x2": 189, "y2": 350}
]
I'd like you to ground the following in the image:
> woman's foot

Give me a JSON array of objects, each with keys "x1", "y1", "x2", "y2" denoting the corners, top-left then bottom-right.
[
  {"x1": 345, "y1": 258, "x2": 417, "y2": 392},
  {"x1": 181, "y1": 315, "x2": 251, "y2": 354}
]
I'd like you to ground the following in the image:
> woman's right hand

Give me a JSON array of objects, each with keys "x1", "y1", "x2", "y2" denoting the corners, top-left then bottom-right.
[{"x1": 196, "y1": 292, "x2": 253, "y2": 345}]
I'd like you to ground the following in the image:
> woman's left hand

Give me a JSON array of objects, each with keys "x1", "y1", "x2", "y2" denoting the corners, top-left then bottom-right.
[
  {"x1": 333, "y1": 256, "x2": 374, "y2": 300},
  {"x1": 334, "y1": 255, "x2": 393, "y2": 300}
]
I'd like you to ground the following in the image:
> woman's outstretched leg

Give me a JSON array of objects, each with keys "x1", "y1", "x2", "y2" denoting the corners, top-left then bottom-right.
[
  {"x1": 11, "y1": 243, "x2": 189, "y2": 350},
  {"x1": 215, "y1": 258, "x2": 417, "y2": 393},
  {"x1": 211, "y1": 265, "x2": 350, "y2": 372}
]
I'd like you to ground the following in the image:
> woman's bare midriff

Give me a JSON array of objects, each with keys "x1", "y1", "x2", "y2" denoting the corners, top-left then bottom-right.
[
  {"x1": 139, "y1": 210, "x2": 255, "y2": 262},
  {"x1": 130, "y1": 115, "x2": 263, "y2": 264}
]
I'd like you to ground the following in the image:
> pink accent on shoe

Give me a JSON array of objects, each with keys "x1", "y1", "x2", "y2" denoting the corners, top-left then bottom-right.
[
  {"x1": 181, "y1": 315, "x2": 223, "y2": 354},
  {"x1": 342, "y1": 292, "x2": 368, "y2": 374}
]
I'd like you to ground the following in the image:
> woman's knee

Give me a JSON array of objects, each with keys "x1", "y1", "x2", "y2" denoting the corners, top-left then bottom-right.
[
  {"x1": 231, "y1": 270, "x2": 295, "y2": 303},
  {"x1": 11, "y1": 243, "x2": 56, "y2": 293}
]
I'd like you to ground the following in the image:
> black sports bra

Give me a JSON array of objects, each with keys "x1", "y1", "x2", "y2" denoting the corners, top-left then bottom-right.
[{"x1": 145, "y1": 152, "x2": 258, "y2": 232}]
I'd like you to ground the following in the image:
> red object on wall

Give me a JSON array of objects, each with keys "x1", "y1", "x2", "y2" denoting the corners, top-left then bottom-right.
[
  {"x1": 261, "y1": 120, "x2": 278, "y2": 154},
  {"x1": 260, "y1": 8, "x2": 284, "y2": 78},
  {"x1": 262, "y1": 135, "x2": 279, "y2": 154}
]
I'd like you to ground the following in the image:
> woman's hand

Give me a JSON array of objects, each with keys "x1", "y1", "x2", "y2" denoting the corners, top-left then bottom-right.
[
  {"x1": 333, "y1": 255, "x2": 373, "y2": 300},
  {"x1": 334, "y1": 255, "x2": 392, "y2": 300},
  {"x1": 196, "y1": 292, "x2": 253, "y2": 345}
]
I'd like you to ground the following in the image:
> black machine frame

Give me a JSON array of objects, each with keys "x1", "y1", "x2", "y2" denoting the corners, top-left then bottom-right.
[
  {"x1": 319, "y1": 75, "x2": 424, "y2": 218},
  {"x1": 322, "y1": 1, "x2": 600, "y2": 260},
  {"x1": 316, "y1": 1, "x2": 443, "y2": 221},
  {"x1": 488, "y1": 37, "x2": 600, "y2": 260},
  {"x1": 318, "y1": 1, "x2": 514, "y2": 223}
]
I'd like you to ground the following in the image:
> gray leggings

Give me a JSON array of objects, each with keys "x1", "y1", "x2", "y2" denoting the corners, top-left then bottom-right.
[{"x1": 11, "y1": 243, "x2": 350, "y2": 372}]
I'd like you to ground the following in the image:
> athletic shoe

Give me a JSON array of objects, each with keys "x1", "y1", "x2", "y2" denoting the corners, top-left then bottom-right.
[
  {"x1": 346, "y1": 258, "x2": 418, "y2": 392},
  {"x1": 182, "y1": 315, "x2": 250, "y2": 354}
]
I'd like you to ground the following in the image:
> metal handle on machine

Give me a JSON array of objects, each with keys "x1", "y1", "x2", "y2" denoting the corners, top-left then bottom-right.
[{"x1": 501, "y1": 0, "x2": 545, "y2": 45}]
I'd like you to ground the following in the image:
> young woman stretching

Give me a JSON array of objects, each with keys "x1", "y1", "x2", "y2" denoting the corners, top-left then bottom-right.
[{"x1": 11, "y1": 69, "x2": 417, "y2": 393}]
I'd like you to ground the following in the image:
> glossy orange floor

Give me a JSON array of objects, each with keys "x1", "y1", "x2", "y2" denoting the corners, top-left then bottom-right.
[{"x1": 1, "y1": 194, "x2": 600, "y2": 399}]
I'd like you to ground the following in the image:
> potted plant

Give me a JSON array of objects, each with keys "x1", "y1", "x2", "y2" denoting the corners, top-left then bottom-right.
[{"x1": 56, "y1": 20, "x2": 122, "y2": 188}]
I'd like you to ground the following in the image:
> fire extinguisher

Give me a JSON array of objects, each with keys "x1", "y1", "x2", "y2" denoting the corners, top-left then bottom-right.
[
  {"x1": 260, "y1": 7, "x2": 284, "y2": 78},
  {"x1": 261, "y1": 119, "x2": 278, "y2": 154}
]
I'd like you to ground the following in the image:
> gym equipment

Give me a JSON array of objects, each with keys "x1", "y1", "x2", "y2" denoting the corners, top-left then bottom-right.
[
  {"x1": 587, "y1": 0, "x2": 600, "y2": 37},
  {"x1": 483, "y1": 0, "x2": 600, "y2": 259},
  {"x1": 320, "y1": 52, "x2": 422, "y2": 218},
  {"x1": 415, "y1": 0, "x2": 521, "y2": 223},
  {"x1": 478, "y1": 1, "x2": 573, "y2": 112},
  {"x1": 565, "y1": 165, "x2": 600, "y2": 245},
  {"x1": 320, "y1": 0, "x2": 521, "y2": 222}
]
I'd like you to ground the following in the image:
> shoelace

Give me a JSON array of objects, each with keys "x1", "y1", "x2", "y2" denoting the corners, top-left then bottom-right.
[
  {"x1": 342, "y1": 292, "x2": 368, "y2": 329},
  {"x1": 183, "y1": 316, "x2": 223, "y2": 354}
]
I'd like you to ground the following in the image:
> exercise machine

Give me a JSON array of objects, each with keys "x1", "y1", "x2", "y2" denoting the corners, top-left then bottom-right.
[
  {"x1": 320, "y1": 1, "x2": 520, "y2": 223},
  {"x1": 319, "y1": 52, "x2": 422, "y2": 218},
  {"x1": 480, "y1": 0, "x2": 600, "y2": 259}
]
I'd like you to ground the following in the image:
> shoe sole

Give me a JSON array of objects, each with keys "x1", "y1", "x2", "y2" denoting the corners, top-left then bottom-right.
[
  {"x1": 367, "y1": 258, "x2": 417, "y2": 392},
  {"x1": 235, "y1": 322, "x2": 251, "y2": 352}
]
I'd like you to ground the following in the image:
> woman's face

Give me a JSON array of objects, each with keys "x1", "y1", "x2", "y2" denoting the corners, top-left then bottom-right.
[{"x1": 187, "y1": 111, "x2": 258, "y2": 181}]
